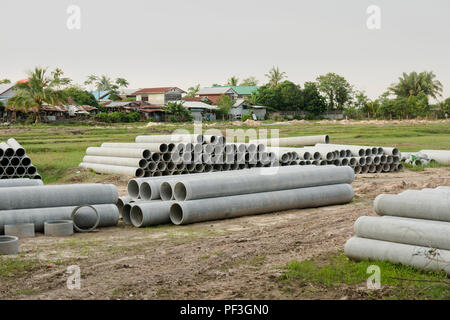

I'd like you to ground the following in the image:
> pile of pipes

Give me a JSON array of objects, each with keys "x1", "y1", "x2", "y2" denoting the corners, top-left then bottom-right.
[
  {"x1": 0, "y1": 181, "x2": 120, "y2": 236},
  {"x1": 345, "y1": 186, "x2": 450, "y2": 275},
  {"x1": 400, "y1": 152, "x2": 433, "y2": 166},
  {"x1": 79, "y1": 134, "x2": 307, "y2": 178},
  {"x1": 118, "y1": 165, "x2": 355, "y2": 228},
  {"x1": 0, "y1": 138, "x2": 41, "y2": 179},
  {"x1": 416, "y1": 149, "x2": 450, "y2": 165}
]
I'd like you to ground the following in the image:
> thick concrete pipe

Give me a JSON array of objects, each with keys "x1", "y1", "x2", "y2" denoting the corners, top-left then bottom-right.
[
  {"x1": 136, "y1": 134, "x2": 204, "y2": 144},
  {"x1": 0, "y1": 183, "x2": 118, "y2": 210},
  {"x1": 79, "y1": 162, "x2": 144, "y2": 177},
  {"x1": 6, "y1": 138, "x2": 26, "y2": 157},
  {"x1": 251, "y1": 135, "x2": 329, "y2": 146},
  {"x1": 0, "y1": 143, "x2": 14, "y2": 157},
  {"x1": 419, "y1": 150, "x2": 450, "y2": 165},
  {"x1": 0, "y1": 204, "x2": 119, "y2": 233},
  {"x1": 0, "y1": 178, "x2": 43, "y2": 188},
  {"x1": 101, "y1": 142, "x2": 169, "y2": 153},
  {"x1": 83, "y1": 156, "x2": 148, "y2": 169},
  {"x1": 344, "y1": 237, "x2": 450, "y2": 275},
  {"x1": 374, "y1": 193, "x2": 450, "y2": 222},
  {"x1": 354, "y1": 216, "x2": 450, "y2": 250},
  {"x1": 172, "y1": 166, "x2": 354, "y2": 201},
  {"x1": 130, "y1": 201, "x2": 174, "y2": 227},
  {"x1": 86, "y1": 147, "x2": 151, "y2": 159},
  {"x1": 170, "y1": 183, "x2": 354, "y2": 225}
]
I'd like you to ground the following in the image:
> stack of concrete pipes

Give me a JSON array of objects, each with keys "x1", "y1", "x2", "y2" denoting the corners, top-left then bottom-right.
[
  {"x1": 0, "y1": 182, "x2": 120, "y2": 235},
  {"x1": 345, "y1": 186, "x2": 450, "y2": 275},
  {"x1": 418, "y1": 150, "x2": 450, "y2": 165},
  {"x1": 79, "y1": 134, "x2": 309, "y2": 178},
  {"x1": 118, "y1": 165, "x2": 355, "y2": 228},
  {"x1": 0, "y1": 138, "x2": 41, "y2": 179}
]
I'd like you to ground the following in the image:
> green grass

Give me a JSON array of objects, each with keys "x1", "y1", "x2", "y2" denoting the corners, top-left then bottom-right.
[
  {"x1": 281, "y1": 252, "x2": 450, "y2": 299},
  {"x1": 0, "y1": 121, "x2": 449, "y2": 183}
]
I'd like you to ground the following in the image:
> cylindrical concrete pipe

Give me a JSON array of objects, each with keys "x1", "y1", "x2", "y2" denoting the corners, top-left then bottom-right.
[
  {"x1": 0, "y1": 183, "x2": 118, "y2": 210},
  {"x1": 101, "y1": 142, "x2": 168, "y2": 153},
  {"x1": 4, "y1": 223, "x2": 35, "y2": 238},
  {"x1": 0, "y1": 235, "x2": 19, "y2": 255},
  {"x1": 6, "y1": 138, "x2": 26, "y2": 157},
  {"x1": 83, "y1": 156, "x2": 148, "y2": 169},
  {"x1": 374, "y1": 193, "x2": 450, "y2": 222},
  {"x1": 354, "y1": 216, "x2": 450, "y2": 250},
  {"x1": 315, "y1": 144, "x2": 365, "y2": 157},
  {"x1": 136, "y1": 134, "x2": 204, "y2": 144},
  {"x1": 419, "y1": 150, "x2": 450, "y2": 165},
  {"x1": 344, "y1": 237, "x2": 450, "y2": 275},
  {"x1": 0, "y1": 178, "x2": 43, "y2": 188},
  {"x1": 172, "y1": 165, "x2": 354, "y2": 201},
  {"x1": 250, "y1": 135, "x2": 329, "y2": 146},
  {"x1": 86, "y1": 147, "x2": 151, "y2": 159},
  {"x1": 117, "y1": 196, "x2": 134, "y2": 216},
  {"x1": 0, "y1": 142, "x2": 14, "y2": 157},
  {"x1": 0, "y1": 204, "x2": 119, "y2": 233},
  {"x1": 79, "y1": 162, "x2": 144, "y2": 177},
  {"x1": 170, "y1": 183, "x2": 354, "y2": 225},
  {"x1": 130, "y1": 201, "x2": 174, "y2": 227}
]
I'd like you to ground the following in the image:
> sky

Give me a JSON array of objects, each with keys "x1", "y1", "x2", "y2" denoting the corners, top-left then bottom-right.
[{"x1": 1, "y1": 0, "x2": 449, "y2": 100}]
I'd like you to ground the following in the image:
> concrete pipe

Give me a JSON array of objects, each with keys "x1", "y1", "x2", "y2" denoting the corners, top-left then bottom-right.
[
  {"x1": 44, "y1": 220, "x2": 74, "y2": 236},
  {"x1": 316, "y1": 144, "x2": 365, "y2": 157},
  {"x1": 9, "y1": 157, "x2": 20, "y2": 166},
  {"x1": 136, "y1": 134, "x2": 204, "y2": 144},
  {"x1": 147, "y1": 162, "x2": 157, "y2": 171},
  {"x1": 302, "y1": 148, "x2": 335, "y2": 161},
  {"x1": 0, "y1": 183, "x2": 118, "y2": 210},
  {"x1": 0, "y1": 157, "x2": 9, "y2": 166},
  {"x1": 170, "y1": 183, "x2": 354, "y2": 225},
  {"x1": 20, "y1": 156, "x2": 31, "y2": 167},
  {"x1": 117, "y1": 196, "x2": 134, "y2": 216},
  {"x1": 344, "y1": 237, "x2": 450, "y2": 275},
  {"x1": 0, "y1": 235, "x2": 19, "y2": 255},
  {"x1": 83, "y1": 155, "x2": 148, "y2": 169},
  {"x1": 360, "y1": 165, "x2": 369, "y2": 174},
  {"x1": 151, "y1": 153, "x2": 161, "y2": 162},
  {"x1": 0, "y1": 178, "x2": 43, "y2": 188},
  {"x1": 79, "y1": 162, "x2": 144, "y2": 177},
  {"x1": 0, "y1": 142, "x2": 14, "y2": 158},
  {"x1": 130, "y1": 201, "x2": 174, "y2": 227},
  {"x1": 375, "y1": 165, "x2": 383, "y2": 173},
  {"x1": 6, "y1": 138, "x2": 26, "y2": 157},
  {"x1": 15, "y1": 166, "x2": 26, "y2": 176},
  {"x1": 382, "y1": 164, "x2": 390, "y2": 172},
  {"x1": 86, "y1": 147, "x2": 151, "y2": 159},
  {"x1": 374, "y1": 192, "x2": 450, "y2": 222},
  {"x1": 0, "y1": 204, "x2": 119, "y2": 233},
  {"x1": 4, "y1": 223, "x2": 35, "y2": 238},
  {"x1": 101, "y1": 142, "x2": 168, "y2": 153},
  {"x1": 368, "y1": 165, "x2": 376, "y2": 173},
  {"x1": 252, "y1": 135, "x2": 329, "y2": 146},
  {"x1": 419, "y1": 150, "x2": 450, "y2": 165},
  {"x1": 354, "y1": 216, "x2": 450, "y2": 250},
  {"x1": 383, "y1": 147, "x2": 400, "y2": 157},
  {"x1": 354, "y1": 166, "x2": 362, "y2": 174},
  {"x1": 172, "y1": 166, "x2": 354, "y2": 201}
]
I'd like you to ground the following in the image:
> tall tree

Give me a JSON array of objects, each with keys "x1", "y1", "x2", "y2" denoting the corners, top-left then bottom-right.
[
  {"x1": 240, "y1": 77, "x2": 259, "y2": 86},
  {"x1": 51, "y1": 68, "x2": 72, "y2": 89},
  {"x1": 265, "y1": 66, "x2": 286, "y2": 88},
  {"x1": 7, "y1": 67, "x2": 67, "y2": 123},
  {"x1": 186, "y1": 84, "x2": 200, "y2": 98},
  {"x1": 316, "y1": 73, "x2": 353, "y2": 110},
  {"x1": 216, "y1": 94, "x2": 234, "y2": 120},
  {"x1": 226, "y1": 76, "x2": 239, "y2": 86},
  {"x1": 389, "y1": 71, "x2": 443, "y2": 99}
]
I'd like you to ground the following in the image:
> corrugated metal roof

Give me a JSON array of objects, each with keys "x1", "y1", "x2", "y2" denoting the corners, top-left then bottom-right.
[
  {"x1": 132, "y1": 87, "x2": 186, "y2": 95},
  {"x1": 197, "y1": 87, "x2": 238, "y2": 95},
  {"x1": 216, "y1": 86, "x2": 258, "y2": 95},
  {"x1": 0, "y1": 84, "x2": 14, "y2": 96}
]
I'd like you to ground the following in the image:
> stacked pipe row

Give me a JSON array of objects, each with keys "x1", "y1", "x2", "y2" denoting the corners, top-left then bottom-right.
[
  {"x1": 0, "y1": 183, "x2": 120, "y2": 234},
  {"x1": 119, "y1": 165, "x2": 355, "y2": 228},
  {"x1": 79, "y1": 134, "x2": 309, "y2": 178},
  {"x1": 345, "y1": 186, "x2": 450, "y2": 275},
  {"x1": 0, "y1": 138, "x2": 41, "y2": 179}
]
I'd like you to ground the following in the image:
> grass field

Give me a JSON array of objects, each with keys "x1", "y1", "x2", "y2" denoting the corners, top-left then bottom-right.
[{"x1": 0, "y1": 121, "x2": 449, "y2": 183}]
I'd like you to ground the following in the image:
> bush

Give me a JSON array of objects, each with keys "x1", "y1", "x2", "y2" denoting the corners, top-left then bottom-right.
[
  {"x1": 241, "y1": 114, "x2": 253, "y2": 122},
  {"x1": 94, "y1": 112, "x2": 141, "y2": 123}
]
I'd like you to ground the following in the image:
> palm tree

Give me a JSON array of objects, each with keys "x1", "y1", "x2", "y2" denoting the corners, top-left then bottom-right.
[
  {"x1": 186, "y1": 84, "x2": 200, "y2": 98},
  {"x1": 51, "y1": 68, "x2": 71, "y2": 89},
  {"x1": 84, "y1": 74, "x2": 98, "y2": 91},
  {"x1": 7, "y1": 67, "x2": 67, "y2": 123},
  {"x1": 226, "y1": 76, "x2": 239, "y2": 86},
  {"x1": 265, "y1": 66, "x2": 286, "y2": 88},
  {"x1": 240, "y1": 76, "x2": 259, "y2": 86},
  {"x1": 115, "y1": 78, "x2": 129, "y2": 89},
  {"x1": 389, "y1": 71, "x2": 443, "y2": 99}
]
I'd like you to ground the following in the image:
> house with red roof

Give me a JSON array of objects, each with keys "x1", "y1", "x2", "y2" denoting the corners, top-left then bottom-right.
[{"x1": 132, "y1": 87, "x2": 186, "y2": 105}]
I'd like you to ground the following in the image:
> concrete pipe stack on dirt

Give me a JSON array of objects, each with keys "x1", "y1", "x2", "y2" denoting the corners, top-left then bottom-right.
[
  {"x1": 0, "y1": 183, "x2": 120, "y2": 234},
  {"x1": 0, "y1": 138, "x2": 41, "y2": 180},
  {"x1": 121, "y1": 166, "x2": 355, "y2": 228},
  {"x1": 345, "y1": 186, "x2": 450, "y2": 275},
  {"x1": 418, "y1": 149, "x2": 450, "y2": 165}
]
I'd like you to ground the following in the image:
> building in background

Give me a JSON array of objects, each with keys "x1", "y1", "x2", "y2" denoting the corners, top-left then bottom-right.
[
  {"x1": 196, "y1": 87, "x2": 238, "y2": 104},
  {"x1": 132, "y1": 87, "x2": 186, "y2": 105}
]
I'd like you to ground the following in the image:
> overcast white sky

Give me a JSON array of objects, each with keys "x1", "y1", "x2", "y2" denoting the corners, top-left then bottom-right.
[{"x1": 1, "y1": 0, "x2": 449, "y2": 100}]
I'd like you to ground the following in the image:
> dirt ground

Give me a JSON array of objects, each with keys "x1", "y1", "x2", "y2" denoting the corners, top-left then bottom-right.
[{"x1": 1, "y1": 168, "x2": 449, "y2": 300}]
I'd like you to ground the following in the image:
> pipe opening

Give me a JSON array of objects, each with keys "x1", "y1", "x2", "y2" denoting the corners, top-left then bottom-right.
[
  {"x1": 140, "y1": 182, "x2": 152, "y2": 200},
  {"x1": 142, "y1": 150, "x2": 151, "y2": 159},
  {"x1": 160, "y1": 182, "x2": 173, "y2": 200},
  {"x1": 122, "y1": 204, "x2": 133, "y2": 224},
  {"x1": 130, "y1": 206, "x2": 144, "y2": 228},
  {"x1": 138, "y1": 159, "x2": 148, "y2": 168},
  {"x1": 127, "y1": 180, "x2": 140, "y2": 198},
  {"x1": 10, "y1": 157, "x2": 20, "y2": 166},
  {"x1": 174, "y1": 182, "x2": 187, "y2": 201},
  {"x1": 14, "y1": 148, "x2": 25, "y2": 157},
  {"x1": 135, "y1": 168, "x2": 144, "y2": 177},
  {"x1": 159, "y1": 144, "x2": 168, "y2": 153},
  {"x1": 4, "y1": 148, "x2": 14, "y2": 157},
  {"x1": 324, "y1": 135, "x2": 330, "y2": 144},
  {"x1": 170, "y1": 203, "x2": 183, "y2": 225},
  {"x1": 21, "y1": 157, "x2": 31, "y2": 166}
]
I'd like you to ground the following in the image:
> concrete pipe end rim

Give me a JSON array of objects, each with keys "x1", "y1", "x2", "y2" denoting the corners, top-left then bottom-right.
[
  {"x1": 142, "y1": 150, "x2": 151, "y2": 159},
  {"x1": 173, "y1": 182, "x2": 188, "y2": 201},
  {"x1": 130, "y1": 206, "x2": 144, "y2": 228},
  {"x1": 71, "y1": 205, "x2": 100, "y2": 233},
  {"x1": 324, "y1": 135, "x2": 330, "y2": 144},
  {"x1": 139, "y1": 182, "x2": 153, "y2": 200},
  {"x1": 45, "y1": 220, "x2": 73, "y2": 225},
  {"x1": 169, "y1": 203, "x2": 184, "y2": 225},
  {"x1": 160, "y1": 182, "x2": 174, "y2": 200},
  {"x1": 0, "y1": 235, "x2": 19, "y2": 243}
]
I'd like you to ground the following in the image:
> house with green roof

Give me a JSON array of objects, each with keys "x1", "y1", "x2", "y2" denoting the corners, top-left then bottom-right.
[{"x1": 211, "y1": 85, "x2": 259, "y2": 98}]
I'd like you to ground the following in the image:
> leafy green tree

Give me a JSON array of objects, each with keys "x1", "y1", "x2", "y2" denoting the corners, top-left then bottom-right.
[
  {"x1": 438, "y1": 98, "x2": 450, "y2": 116},
  {"x1": 226, "y1": 76, "x2": 239, "y2": 86},
  {"x1": 7, "y1": 67, "x2": 67, "y2": 123},
  {"x1": 64, "y1": 86, "x2": 99, "y2": 107},
  {"x1": 302, "y1": 82, "x2": 327, "y2": 115},
  {"x1": 265, "y1": 66, "x2": 286, "y2": 88},
  {"x1": 163, "y1": 102, "x2": 192, "y2": 122},
  {"x1": 389, "y1": 71, "x2": 443, "y2": 99},
  {"x1": 186, "y1": 84, "x2": 200, "y2": 98},
  {"x1": 316, "y1": 73, "x2": 353, "y2": 110},
  {"x1": 240, "y1": 77, "x2": 259, "y2": 86},
  {"x1": 216, "y1": 94, "x2": 234, "y2": 120}
]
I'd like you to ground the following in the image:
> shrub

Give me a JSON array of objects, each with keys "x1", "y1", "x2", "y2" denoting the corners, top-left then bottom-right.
[
  {"x1": 94, "y1": 112, "x2": 141, "y2": 123},
  {"x1": 241, "y1": 114, "x2": 253, "y2": 122}
]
